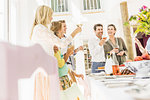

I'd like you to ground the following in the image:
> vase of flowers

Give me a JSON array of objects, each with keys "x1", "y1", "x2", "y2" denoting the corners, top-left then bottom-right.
[{"x1": 126, "y1": 5, "x2": 150, "y2": 36}]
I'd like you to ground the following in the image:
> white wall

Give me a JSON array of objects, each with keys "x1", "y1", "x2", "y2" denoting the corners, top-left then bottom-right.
[{"x1": 53, "y1": 0, "x2": 123, "y2": 40}]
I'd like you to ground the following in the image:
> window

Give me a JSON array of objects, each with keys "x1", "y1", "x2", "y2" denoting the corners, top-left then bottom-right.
[
  {"x1": 83, "y1": 0, "x2": 101, "y2": 11},
  {"x1": 50, "y1": 0, "x2": 69, "y2": 13}
]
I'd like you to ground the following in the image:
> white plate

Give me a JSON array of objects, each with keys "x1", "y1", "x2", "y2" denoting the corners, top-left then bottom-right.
[
  {"x1": 116, "y1": 75, "x2": 135, "y2": 78},
  {"x1": 90, "y1": 72, "x2": 105, "y2": 76},
  {"x1": 106, "y1": 83, "x2": 132, "y2": 88},
  {"x1": 99, "y1": 75, "x2": 116, "y2": 79}
]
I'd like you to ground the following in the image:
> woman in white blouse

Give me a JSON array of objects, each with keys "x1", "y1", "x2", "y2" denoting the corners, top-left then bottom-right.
[{"x1": 30, "y1": 5, "x2": 82, "y2": 56}]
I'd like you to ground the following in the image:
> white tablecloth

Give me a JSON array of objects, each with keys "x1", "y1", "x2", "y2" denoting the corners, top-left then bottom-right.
[{"x1": 87, "y1": 76, "x2": 135, "y2": 100}]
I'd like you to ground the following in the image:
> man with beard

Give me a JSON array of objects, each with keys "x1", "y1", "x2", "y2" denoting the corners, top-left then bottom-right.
[{"x1": 88, "y1": 24, "x2": 106, "y2": 73}]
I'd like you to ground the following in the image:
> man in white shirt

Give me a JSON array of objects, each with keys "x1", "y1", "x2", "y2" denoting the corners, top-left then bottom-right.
[
  {"x1": 59, "y1": 20, "x2": 83, "y2": 70},
  {"x1": 88, "y1": 24, "x2": 106, "y2": 73}
]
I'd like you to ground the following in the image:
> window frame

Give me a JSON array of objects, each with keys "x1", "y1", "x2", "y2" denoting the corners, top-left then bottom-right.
[
  {"x1": 81, "y1": 0, "x2": 103, "y2": 13},
  {"x1": 50, "y1": 0, "x2": 71, "y2": 16}
]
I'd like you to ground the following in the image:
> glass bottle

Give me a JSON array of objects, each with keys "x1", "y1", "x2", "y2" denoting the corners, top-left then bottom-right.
[{"x1": 112, "y1": 52, "x2": 119, "y2": 75}]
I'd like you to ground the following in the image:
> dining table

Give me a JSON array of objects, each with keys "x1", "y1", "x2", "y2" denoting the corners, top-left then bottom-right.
[{"x1": 87, "y1": 74, "x2": 150, "y2": 100}]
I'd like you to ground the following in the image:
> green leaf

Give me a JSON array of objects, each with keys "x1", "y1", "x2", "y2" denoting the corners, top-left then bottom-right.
[
  {"x1": 139, "y1": 14, "x2": 146, "y2": 20},
  {"x1": 142, "y1": 10, "x2": 147, "y2": 15},
  {"x1": 134, "y1": 29, "x2": 140, "y2": 34},
  {"x1": 145, "y1": 32, "x2": 150, "y2": 35},
  {"x1": 142, "y1": 23, "x2": 146, "y2": 27},
  {"x1": 123, "y1": 22, "x2": 129, "y2": 26},
  {"x1": 133, "y1": 16, "x2": 137, "y2": 20},
  {"x1": 146, "y1": 12, "x2": 150, "y2": 19},
  {"x1": 129, "y1": 16, "x2": 133, "y2": 21},
  {"x1": 148, "y1": 17, "x2": 150, "y2": 23},
  {"x1": 135, "y1": 26, "x2": 145, "y2": 33}
]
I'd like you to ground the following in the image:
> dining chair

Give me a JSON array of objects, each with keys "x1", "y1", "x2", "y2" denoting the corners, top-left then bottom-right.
[{"x1": 0, "y1": 42, "x2": 60, "y2": 100}]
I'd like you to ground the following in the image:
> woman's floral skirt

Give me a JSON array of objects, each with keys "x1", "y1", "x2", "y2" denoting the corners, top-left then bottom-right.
[{"x1": 59, "y1": 75, "x2": 73, "y2": 90}]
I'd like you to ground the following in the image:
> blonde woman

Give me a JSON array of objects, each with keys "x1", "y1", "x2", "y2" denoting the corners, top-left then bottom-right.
[
  {"x1": 51, "y1": 21, "x2": 85, "y2": 100},
  {"x1": 30, "y1": 5, "x2": 82, "y2": 56}
]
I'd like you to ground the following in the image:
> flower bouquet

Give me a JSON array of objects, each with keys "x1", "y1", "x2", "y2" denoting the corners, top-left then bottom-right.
[{"x1": 125, "y1": 5, "x2": 150, "y2": 36}]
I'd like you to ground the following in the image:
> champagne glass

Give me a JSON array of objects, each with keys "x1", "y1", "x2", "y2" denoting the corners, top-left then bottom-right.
[
  {"x1": 102, "y1": 33, "x2": 107, "y2": 40},
  {"x1": 114, "y1": 45, "x2": 119, "y2": 53},
  {"x1": 76, "y1": 24, "x2": 83, "y2": 27},
  {"x1": 102, "y1": 37, "x2": 107, "y2": 40}
]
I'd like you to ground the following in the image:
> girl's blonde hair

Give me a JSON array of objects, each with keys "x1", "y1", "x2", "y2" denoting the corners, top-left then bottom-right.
[
  {"x1": 50, "y1": 21, "x2": 62, "y2": 36},
  {"x1": 30, "y1": 5, "x2": 53, "y2": 39}
]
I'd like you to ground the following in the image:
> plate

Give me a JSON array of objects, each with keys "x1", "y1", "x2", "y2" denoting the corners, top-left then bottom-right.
[
  {"x1": 100, "y1": 75, "x2": 116, "y2": 79},
  {"x1": 90, "y1": 72, "x2": 105, "y2": 76},
  {"x1": 105, "y1": 83, "x2": 132, "y2": 88},
  {"x1": 116, "y1": 75, "x2": 135, "y2": 78}
]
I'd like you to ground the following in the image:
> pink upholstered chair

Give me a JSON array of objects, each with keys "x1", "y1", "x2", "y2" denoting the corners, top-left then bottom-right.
[{"x1": 0, "y1": 42, "x2": 60, "y2": 100}]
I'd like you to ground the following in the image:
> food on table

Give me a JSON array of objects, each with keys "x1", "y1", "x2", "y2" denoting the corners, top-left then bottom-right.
[
  {"x1": 117, "y1": 72, "x2": 122, "y2": 75},
  {"x1": 141, "y1": 53, "x2": 150, "y2": 60},
  {"x1": 119, "y1": 64, "x2": 125, "y2": 67},
  {"x1": 112, "y1": 65, "x2": 120, "y2": 75},
  {"x1": 132, "y1": 53, "x2": 150, "y2": 61},
  {"x1": 121, "y1": 68, "x2": 135, "y2": 75},
  {"x1": 134, "y1": 56, "x2": 143, "y2": 61}
]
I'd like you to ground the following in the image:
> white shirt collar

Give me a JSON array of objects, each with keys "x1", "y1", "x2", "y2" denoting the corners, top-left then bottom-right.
[{"x1": 93, "y1": 34, "x2": 101, "y2": 40}]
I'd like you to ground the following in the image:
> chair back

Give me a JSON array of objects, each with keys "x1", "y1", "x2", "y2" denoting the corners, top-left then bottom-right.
[{"x1": 0, "y1": 42, "x2": 60, "y2": 100}]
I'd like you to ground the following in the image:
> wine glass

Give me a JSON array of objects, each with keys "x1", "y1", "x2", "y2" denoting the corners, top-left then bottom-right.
[
  {"x1": 102, "y1": 37, "x2": 107, "y2": 40},
  {"x1": 102, "y1": 34, "x2": 107, "y2": 40},
  {"x1": 76, "y1": 24, "x2": 83, "y2": 27}
]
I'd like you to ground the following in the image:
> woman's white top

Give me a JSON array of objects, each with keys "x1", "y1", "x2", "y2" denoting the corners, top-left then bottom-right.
[{"x1": 32, "y1": 24, "x2": 72, "y2": 56}]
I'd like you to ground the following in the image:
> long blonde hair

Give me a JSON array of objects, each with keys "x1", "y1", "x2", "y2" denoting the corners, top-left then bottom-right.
[{"x1": 30, "y1": 5, "x2": 53, "y2": 39}]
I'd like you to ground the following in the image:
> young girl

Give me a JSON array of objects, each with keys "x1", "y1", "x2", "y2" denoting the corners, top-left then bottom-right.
[{"x1": 51, "y1": 21, "x2": 85, "y2": 100}]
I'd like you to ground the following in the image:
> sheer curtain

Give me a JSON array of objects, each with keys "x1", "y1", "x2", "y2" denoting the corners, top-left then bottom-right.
[
  {"x1": 0, "y1": 0, "x2": 9, "y2": 41},
  {"x1": 8, "y1": 0, "x2": 50, "y2": 46}
]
